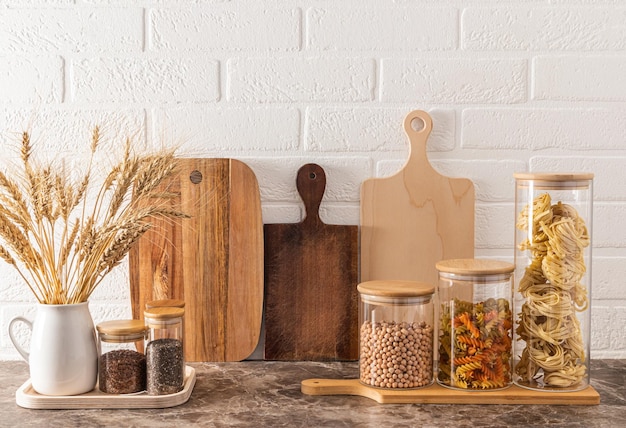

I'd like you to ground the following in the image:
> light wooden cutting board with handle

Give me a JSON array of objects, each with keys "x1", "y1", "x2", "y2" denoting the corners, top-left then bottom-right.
[
  {"x1": 263, "y1": 164, "x2": 359, "y2": 361},
  {"x1": 129, "y1": 158, "x2": 264, "y2": 362},
  {"x1": 360, "y1": 110, "x2": 475, "y2": 286}
]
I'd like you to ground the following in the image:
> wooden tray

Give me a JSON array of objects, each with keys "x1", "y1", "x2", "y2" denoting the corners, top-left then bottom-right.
[
  {"x1": 16, "y1": 366, "x2": 196, "y2": 409},
  {"x1": 301, "y1": 378, "x2": 600, "y2": 405}
]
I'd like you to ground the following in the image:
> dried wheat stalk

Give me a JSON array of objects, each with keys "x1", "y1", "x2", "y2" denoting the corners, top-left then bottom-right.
[{"x1": 0, "y1": 127, "x2": 188, "y2": 304}]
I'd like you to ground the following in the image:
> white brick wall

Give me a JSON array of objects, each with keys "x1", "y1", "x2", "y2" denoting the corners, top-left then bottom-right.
[{"x1": 1, "y1": 0, "x2": 626, "y2": 360}]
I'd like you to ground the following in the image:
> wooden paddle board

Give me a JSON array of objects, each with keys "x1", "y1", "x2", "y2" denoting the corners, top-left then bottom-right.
[
  {"x1": 264, "y1": 164, "x2": 359, "y2": 361},
  {"x1": 301, "y1": 378, "x2": 600, "y2": 405},
  {"x1": 360, "y1": 110, "x2": 475, "y2": 286},
  {"x1": 129, "y1": 158, "x2": 263, "y2": 362}
]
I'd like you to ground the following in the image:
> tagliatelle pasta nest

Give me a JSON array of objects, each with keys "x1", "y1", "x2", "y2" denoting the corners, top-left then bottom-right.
[{"x1": 515, "y1": 193, "x2": 590, "y2": 387}]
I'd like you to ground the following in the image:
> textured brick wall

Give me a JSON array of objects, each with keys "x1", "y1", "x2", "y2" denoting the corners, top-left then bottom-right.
[{"x1": 1, "y1": 0, "x2": 625, "y2": 360}]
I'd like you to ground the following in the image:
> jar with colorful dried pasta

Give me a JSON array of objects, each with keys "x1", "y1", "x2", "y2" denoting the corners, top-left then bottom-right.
[{"x1": 436, "y1": 259, "x2": 514, "y2": 391}]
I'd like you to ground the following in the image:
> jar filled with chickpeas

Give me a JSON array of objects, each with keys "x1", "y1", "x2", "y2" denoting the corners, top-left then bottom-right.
[
  {"x1": 436, "y1": 259, "x2": 514, "y2": 391},
  {"x1": 358, "y1": 280, "x2": 435, "y2": 389}
]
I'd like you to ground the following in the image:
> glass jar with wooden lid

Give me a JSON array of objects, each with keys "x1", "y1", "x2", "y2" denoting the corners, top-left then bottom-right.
[
  {"x1": 357, "y1": 280, "x2": 435, "y2": 389},
  {"x1": 144, "y1": 307, "x2": 185, "y2": 395},
  {"x1": 436, "y1": 258, "x2": 514, "y2": 391},
  {"x1": 513, "y1": 172, "x2": 593, "y2": 391},
  {"x1": 96, "y1": 319, "x2": 147, "y2": 394}
]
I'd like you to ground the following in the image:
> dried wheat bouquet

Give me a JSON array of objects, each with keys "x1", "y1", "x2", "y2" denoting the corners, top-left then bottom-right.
[{"x1": 0, "y1": 127, "x2": 187, "y2": 304}]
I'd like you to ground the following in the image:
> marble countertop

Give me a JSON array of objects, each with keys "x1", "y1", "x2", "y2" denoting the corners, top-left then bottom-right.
[{"x1": 1, "y1": 359, "x2": 625, "y2": 427}]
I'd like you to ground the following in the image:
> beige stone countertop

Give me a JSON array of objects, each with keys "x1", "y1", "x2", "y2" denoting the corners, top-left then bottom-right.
[{"x1": 1, "y1": 360, "x2": 625, "y2": 427}]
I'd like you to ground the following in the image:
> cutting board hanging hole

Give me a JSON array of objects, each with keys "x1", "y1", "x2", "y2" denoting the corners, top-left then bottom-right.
[
  {"x1": 309, "y1": 172, "x2": 317, "y2": 180},
  {"x1": 410, "y1": 117, "x2": 425, "y2": 132},
  {"x1": 189, "y1": 170, "x2": 203, "y2": 184}
]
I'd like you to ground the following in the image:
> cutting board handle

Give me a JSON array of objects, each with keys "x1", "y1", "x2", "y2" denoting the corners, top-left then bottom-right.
[
  {"x1": 297, "y1": 163, "x2": 326, "y2": 226},
  {"x1": 403, "y1": 110, "x2": 435, "y2": 173}
]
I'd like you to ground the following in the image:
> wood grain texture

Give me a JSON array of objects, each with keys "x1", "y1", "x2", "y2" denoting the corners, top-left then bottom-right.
[
  {"x1": 129, "y1": 158, "x2": 263, "y2": 362},
  {"x1": 360, "y1": 110, "x2": 475, "y2": 287},
  {"x1": 264, "y1": 164, "x2": 359, "y2": 361},
  {"x1": 301, "y1": 378, "x2": 600, "y2": 405}
]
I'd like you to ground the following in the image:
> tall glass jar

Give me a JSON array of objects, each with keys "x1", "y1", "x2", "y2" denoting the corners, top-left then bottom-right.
[
  {"x1": 144, "y1": 307, "x2": 185, "y2": 395},
  {"x1": 436, "y1": 259, "x2": 514, "y2": 391},
  {"x1": 358, "y1": 280, "x2": 435, "y2": 389},
  {"x1": 96, "y1": 320, "x2": 147, "y2": 394},
  {"x1": 513, "y1": 172, "x2": 593, "y2": 391}
]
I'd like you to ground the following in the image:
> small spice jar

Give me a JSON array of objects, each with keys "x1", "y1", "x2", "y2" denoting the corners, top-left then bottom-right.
[
  {"x1": 436, "y1": 259, "x2": 514, "y2": 391},
  {"x1": 513, "y1": 173, "x2": 593, "y2": 391},
  {"x1": 96, "y1": 320, "x2": 147, "y2": 394},
  {"x1": 358, "y1": 280, "x2": 435, "y2": 389},
  {"x1": 144, "y1": 307, "x2": 185, "y2": 395}
]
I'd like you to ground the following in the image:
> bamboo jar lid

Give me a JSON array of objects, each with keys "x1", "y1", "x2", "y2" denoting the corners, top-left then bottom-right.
[
  {"x1": 435, "y1": 259, "x2": 514, "y2": 276},
  {"x1": 514, "y1": 172, "x2": 593, "y2": 190},
  {"x1": 144, "y1": 307, "x2": 185, "y2": 320},
  {"x1": 357, "y1": 280, "x2": 435, "y2": 297},
  {"x1": 97, "y1": 319, "x2": 147, "y2": 335},
  {"x1": 96, "y1": 319, "x2": 147, "y2": 342},
  {"x1": 145, "y1": 299, "x2": 185, "y2": 309},
  {"x1": 513, "y1": 172, "x2": 594, "y2": 181}
]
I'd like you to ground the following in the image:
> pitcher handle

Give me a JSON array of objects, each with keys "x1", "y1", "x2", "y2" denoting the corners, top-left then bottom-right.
[{"x1": 9, "y1": 316, "x2": 32, "y2": 361}]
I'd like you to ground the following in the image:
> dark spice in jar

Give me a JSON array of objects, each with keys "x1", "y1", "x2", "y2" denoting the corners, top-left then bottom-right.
[
  {"x1": 146, "y1": 338, "x2": 184, "y2": 395},
  {"x1": 99, "y1": 349, "x2": 146, "y2": 394}
]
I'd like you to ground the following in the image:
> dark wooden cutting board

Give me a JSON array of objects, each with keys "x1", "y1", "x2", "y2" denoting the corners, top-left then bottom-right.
[
  {"x1": 360, "y1": 110, "x2": 475, "y2": 286},
  {"x1": 264, "y1": 164, "x2": 359, "y2": 361},
  {"x1": 129, "y1": 158, "x2": 264, "y2": 362}
]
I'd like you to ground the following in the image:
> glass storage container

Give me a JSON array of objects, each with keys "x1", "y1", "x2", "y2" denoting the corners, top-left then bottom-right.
[
  {"x1": 358, "y1": 280, "x2": 435, "y2": 389},
  {"x1": 436, "y1": 259, "x2": 514, "y2": 391},
  {"x1": 144, "y1": 307, "x2": 185, "y2": 395},
  {"x1": 513, "y1": 172, "x2": 593, "y2": 391},
  {"x1": 96, "y1": 319, "x2": 147, "y2": 394}
]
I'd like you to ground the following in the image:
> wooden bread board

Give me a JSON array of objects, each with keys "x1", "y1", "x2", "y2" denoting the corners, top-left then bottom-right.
[
  {"x1": 301, "y1": 378, "x2": 600, "y2": 405},
  {"x1": 360, "y1": 110, "x2": 475, "y2": 286},
  {"x1": 264, "y1": 164, "x2": 359, "y2": 361},
  {"x1": 129, "y1": 158, "x2": 264, "y2": 362},
  {"x1": 16, "y1": 366, "x2": 196, "y2": 409}
]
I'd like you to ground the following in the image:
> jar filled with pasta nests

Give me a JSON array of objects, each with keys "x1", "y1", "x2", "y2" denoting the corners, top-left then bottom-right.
[
  {"x1": 358, "y1": 280, "x2": 435, "y2": 389},
  {"x1": 513, "y1": 172, "x2": 593, "y2": 391},
  {"x1": 436, "y1": 259, "x2": 514, "y2": 391}
]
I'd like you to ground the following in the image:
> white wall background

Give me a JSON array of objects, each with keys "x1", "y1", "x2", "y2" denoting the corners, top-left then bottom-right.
[{"x1": 1, "y1": 0, "x2": 625, "y2": 360}]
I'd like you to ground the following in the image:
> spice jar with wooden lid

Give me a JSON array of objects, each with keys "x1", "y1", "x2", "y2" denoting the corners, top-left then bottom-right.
[
  {"x1": 436, "y1": 258, "x2": 514, "y2": 391},
  {"x1": 144, "y1": 307, "x2": 185, "y2": 395},
  {"x1": 96, "y1": 319, "x2": 148, "y2": 394},
  {"x1": 357, "y1": 280, "x2": 435, "y2": 389},
  {"x1": 513, "y1": 172, "x2": 593, "y2": 391}
]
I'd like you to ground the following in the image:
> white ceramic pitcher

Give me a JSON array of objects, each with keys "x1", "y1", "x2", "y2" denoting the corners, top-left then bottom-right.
[{"x1": 9, "y1": 302, "x2": 98, "y2": 396}]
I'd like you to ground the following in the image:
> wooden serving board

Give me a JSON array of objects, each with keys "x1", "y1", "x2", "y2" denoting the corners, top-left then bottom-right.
[
  {"x1": 16, "y1": 366, "x2": 196, "y2": 409},
  {"x1": 129, "y1": 158, "x2": 264, "y2": 362},
  {"x1": 301, "y1": 378, "x2": 600, "y2": 405},
  {"x1": 360, "y1": 110, "x2": 475, "y2": 286},
  {"x1": 264, "y1": 164, "x2": 359, "y2": 361}
]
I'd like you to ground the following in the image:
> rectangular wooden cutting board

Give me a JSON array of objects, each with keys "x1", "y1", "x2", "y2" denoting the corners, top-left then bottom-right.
[
  {"x1": 264, "y1": 164, "x2": 359, "y2": 361},
  {"x1": 129, "y1": 158, "x2": 264, "y2": 362},
  {"x1": 360, "y1": 110, "x2": 475, "y2": 286}
]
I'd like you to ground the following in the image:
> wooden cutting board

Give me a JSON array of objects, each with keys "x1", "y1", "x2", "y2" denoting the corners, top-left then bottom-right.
[
  {"x1": 301, "y1": 379, "x2": 600, "y2": 405},
  {"x1": 264, "y1": 164, "x2": 359, "y2": 361},
  {"x1": 360, "y1": 110, "x2": 475, "y2": 286},
  {"x1": 129, "y1": 158, "x2": 264, "y2": 362}
]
